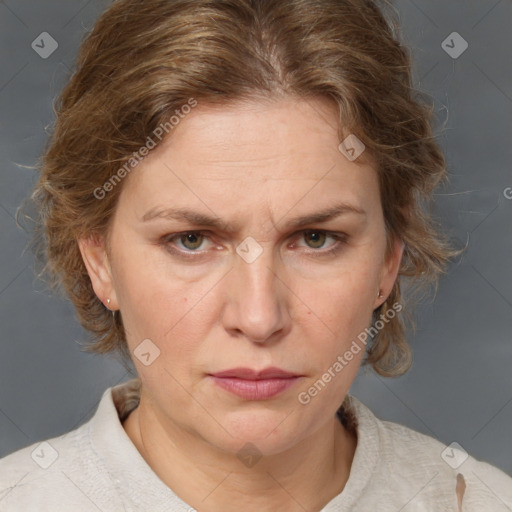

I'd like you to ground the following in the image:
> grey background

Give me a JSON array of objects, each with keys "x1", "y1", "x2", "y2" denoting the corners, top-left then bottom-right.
[{"x1": 0, "y1": 0, "x2": 511, "y2": 476}]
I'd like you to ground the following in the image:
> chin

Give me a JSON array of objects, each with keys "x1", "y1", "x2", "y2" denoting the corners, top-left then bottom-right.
[{"x1": 203, "y1": 409, "x2": 304, "y2": 453}]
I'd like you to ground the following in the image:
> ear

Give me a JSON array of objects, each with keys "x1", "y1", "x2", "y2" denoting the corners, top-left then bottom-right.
[
  {"x1": 374, "y1": 237, "x2": 404, "y2": 308},
  {"x1": 78, "y1": 235, "x2": 118, "y2": 310}
]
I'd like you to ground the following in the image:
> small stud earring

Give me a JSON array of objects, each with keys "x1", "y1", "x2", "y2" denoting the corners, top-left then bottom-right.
[
  {"x1": 106, "y1": 298, "x2": 116, "y2": 318},
  {"x1": 377, "y1": 290, "x2": 383, "y2": 299}
]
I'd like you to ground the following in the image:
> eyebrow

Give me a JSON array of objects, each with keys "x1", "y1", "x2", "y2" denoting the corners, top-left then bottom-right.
[{"x1": 141, "y1": 202, "x2": 366, "y2": 232}]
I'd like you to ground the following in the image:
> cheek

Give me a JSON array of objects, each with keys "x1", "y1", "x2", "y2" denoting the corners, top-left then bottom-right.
[
  {"x1": 113, "y1": 249, "x2": 226, "y2": 366},
  {"x1": 292, "y1": 281, "x2": 371, "y2": 410},
  {"x1": 289, "y1": 257, "x2": 380, "y2": 375},
  {"x1": 110, "y1": 248, "x2": 170, "y2": 337},
  {"x1": 294, "y1": 257, "x2": 379, "y2": 329}
]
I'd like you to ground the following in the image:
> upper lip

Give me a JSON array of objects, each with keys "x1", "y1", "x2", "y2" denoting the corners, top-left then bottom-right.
[{"x1": 210, "y1": 367, "x2": 301, "y2": 380}]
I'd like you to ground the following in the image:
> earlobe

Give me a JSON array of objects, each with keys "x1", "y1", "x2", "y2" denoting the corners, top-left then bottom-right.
[
  {"x1": 375, "y1": 238, "x2": 404, "y2": 307},
  {"x1": 78, "y1": 235, "x2": 118, "y2": 309}
]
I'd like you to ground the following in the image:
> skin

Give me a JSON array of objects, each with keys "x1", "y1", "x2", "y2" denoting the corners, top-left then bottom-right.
[{"x1": 79, "y1": 96, "x2": 403, "y2": 512}]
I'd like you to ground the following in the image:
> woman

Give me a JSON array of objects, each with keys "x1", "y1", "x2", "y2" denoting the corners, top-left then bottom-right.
[{"x1": 1, "y1": 0, "x2": 510, "y2": 510}]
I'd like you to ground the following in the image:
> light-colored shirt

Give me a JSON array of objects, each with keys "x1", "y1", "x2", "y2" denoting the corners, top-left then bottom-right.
[{"x1": 0, "y1": 378, "x2": 511, "y2": 511}]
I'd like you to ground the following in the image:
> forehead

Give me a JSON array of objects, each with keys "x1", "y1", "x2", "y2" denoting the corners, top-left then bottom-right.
[
  {"x1": 155, "y1": 97, "x2": 360, "y2": 174},
  {"x1": 118, "y1": 97, "x2": 379, "y2": 218}
]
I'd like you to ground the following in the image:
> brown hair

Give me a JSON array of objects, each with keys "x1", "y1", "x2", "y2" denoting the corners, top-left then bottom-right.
[{"x1": 25, "y1": 0, "x2": 456, "y2": 376}]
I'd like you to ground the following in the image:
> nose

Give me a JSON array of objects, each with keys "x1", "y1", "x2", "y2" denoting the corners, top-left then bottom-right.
[{"x1": 221, "y1": 245, "x2": 291, "y2": 344}]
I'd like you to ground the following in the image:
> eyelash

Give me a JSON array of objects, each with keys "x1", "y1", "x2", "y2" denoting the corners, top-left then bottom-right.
[{"x1": 160, "y1": 230, "x2": 348, "y2": 259}]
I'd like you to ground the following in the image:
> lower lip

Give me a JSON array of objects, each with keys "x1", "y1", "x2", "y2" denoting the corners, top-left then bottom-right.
[{"x1": 210, "y1": 376, "x2": 301, "y2": 400}]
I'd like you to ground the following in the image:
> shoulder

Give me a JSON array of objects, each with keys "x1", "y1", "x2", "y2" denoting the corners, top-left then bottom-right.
[
  {"x1": 0, "y1": 387, "x2": 124, "y2": 512},
  {"x1": 0, "y1": 424, "x2": 102, "y2": 511},
  {"x1": 347, "y1": 396, "x2": 512, "y2": 511}
]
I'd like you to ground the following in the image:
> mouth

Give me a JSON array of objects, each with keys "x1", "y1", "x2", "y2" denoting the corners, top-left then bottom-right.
[{"x1": 208, "y1": 367, "x2": 303, "y2": 400}]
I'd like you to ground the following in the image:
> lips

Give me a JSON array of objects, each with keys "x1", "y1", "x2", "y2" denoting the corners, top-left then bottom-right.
[
  {"x1": 211, "y1": 367, "x2": 300, "y2": 380},
  {"x1": 209, "y1": 367, "x2": 302, "y2": 400}
]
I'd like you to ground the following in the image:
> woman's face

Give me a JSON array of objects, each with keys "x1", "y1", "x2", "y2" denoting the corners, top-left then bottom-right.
[{"x1": 81, "y1": 97, "x2": 402, "y2": 455}]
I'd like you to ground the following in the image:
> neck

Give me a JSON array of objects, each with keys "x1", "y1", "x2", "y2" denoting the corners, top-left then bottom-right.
[{"x1": 123, "y1": 395, "x2": 356, "y2": 512}]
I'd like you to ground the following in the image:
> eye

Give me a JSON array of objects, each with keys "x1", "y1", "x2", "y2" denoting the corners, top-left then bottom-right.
[
  {"x1": 163, "y1": 231, "x2": 214, "y2": 253},
  {"x1": 303, "y1": 231, "x2": 327, "y2": 249},
  {"x1": 160, "y1": 229, "x2": 346, "y2": 259},
  {"x1": 297, "y1": 230, "x2": 339, "y2": 250},
  {"x1": 178, "y1": 232, "x2": 206, "y2": 251}
]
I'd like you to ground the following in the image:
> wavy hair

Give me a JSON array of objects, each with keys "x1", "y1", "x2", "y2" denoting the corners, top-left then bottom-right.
[{"x1": 24, "y1": 0, "x2": 456, "y2": 376}]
